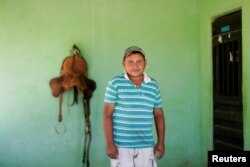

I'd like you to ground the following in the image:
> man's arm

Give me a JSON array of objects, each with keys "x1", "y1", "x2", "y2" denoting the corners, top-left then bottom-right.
[
  {"x1": 103, "y1": 103, "x2": 118, "y2": 159},
  {"x1": 153, "y1": 108, "x2": 165, "y2": 159}
]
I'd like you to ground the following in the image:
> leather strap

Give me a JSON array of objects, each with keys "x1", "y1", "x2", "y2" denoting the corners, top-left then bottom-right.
[
  {"x1": 55, "y1": 94, "x2": 66, "y2": 134},
  {"x1": 82, "y1": 98, "x2": 91, "y2": 167},
  {"x1": 59, "y1": 94, "x2": 63, "y2": 122}
]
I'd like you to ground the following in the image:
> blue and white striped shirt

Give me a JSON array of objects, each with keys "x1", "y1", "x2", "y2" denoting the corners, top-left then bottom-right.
[{"x1": 104, "y1": 72, "x2": 162, "y2": 148}]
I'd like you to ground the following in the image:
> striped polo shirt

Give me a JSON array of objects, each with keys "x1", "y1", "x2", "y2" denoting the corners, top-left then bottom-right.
[{"x1": 104, "y1": 72, "x2": 162, "y2": 148}]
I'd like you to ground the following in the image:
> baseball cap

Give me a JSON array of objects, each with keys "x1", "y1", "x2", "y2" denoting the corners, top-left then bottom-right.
[{"x1": 123, "y1": 46, "x2": 145, "y2": 60}]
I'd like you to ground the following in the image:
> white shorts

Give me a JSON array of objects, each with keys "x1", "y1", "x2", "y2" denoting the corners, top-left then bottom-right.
[{"x1": 110, "y1": 147, "x2": 157, "y2": 167}]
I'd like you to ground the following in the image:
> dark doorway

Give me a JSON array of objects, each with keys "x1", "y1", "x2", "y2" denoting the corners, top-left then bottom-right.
[{"x1": 212, "y1": 10, "x2": 243, "y2": 150}]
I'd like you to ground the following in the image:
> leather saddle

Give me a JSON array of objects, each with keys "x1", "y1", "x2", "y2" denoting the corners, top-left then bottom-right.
[{"x1": 49, "y1": 44, "x2": 96, "y2": 122}]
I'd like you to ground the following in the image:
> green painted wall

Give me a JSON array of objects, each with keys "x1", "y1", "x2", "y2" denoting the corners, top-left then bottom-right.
[
  {"x1": 2, "y1": 0, "x2": 249, "y2": 167},
  {"x1": 199, "y1": 0, "x2": 250, "y2": 166}
]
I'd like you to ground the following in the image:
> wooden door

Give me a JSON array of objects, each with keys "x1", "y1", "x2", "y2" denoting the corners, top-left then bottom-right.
[{"x1": 212, "y1": 11, "x2": 243, "y2": 150}]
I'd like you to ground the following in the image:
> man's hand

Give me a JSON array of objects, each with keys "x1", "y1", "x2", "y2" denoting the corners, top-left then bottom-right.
[
  {"x1": 106, "y1": 143, "x2": 118, "y2": 159},
  {"x1": 154, "y1": 142, "x2": 165, "y2": 159}
]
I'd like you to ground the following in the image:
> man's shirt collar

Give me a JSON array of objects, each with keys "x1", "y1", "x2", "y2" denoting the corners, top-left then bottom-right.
[{"x1": 124, "y1": 72, "x2": 151, "y2": 83}]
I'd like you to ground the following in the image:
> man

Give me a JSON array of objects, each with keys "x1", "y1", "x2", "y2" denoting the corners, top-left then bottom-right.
[{"x1": 103, "y1": 46, "x2": 165, "y2": 167}]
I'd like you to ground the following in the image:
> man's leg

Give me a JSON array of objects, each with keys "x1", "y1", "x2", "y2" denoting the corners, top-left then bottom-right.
[
  {"x1": 134, "y1": 147, "x2": 157, "y2": 167},
  {"x1": 110, "y1": 148, "x2": 134, "y2": 167}
]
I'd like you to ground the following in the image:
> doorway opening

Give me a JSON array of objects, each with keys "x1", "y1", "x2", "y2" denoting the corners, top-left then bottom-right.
[{"x1": 212, "y1": 10, "x2": 243, "y2": 150}]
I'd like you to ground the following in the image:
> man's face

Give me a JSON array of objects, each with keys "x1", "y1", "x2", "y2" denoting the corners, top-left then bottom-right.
[{"x1": 123, "y1": 53, "x2": 147, "y2": 78}]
